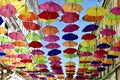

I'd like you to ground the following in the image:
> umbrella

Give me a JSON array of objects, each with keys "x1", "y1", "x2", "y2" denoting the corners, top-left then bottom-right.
[
  {"x1": 31, "y1": 49, "x2": 45, "y2": 55},
  {"x1": 62, "y1": 33, "x2": 78, "y2": 40},
  {"x1": 48, "y1": 49, "x2": 61, "y2": 56},
  {"x1": 63, "y1": 41, "x2": 78, "y2": 47},
  {"x1": 97, "y1": 43, "x2": 111, "y2": 49},
  {"x1": 3, "y1": 49, "x2": 16, "y2": 55},
  {"x1": 45, "y1": 43, "x2": 60, "y2": 49},
  {"x1": 82, "y1": 24, "x2": 99, "y2": 32},
  {"x1": 36, "y1": 64, "x2": 47, "y2": 68},
  {"x1": 0, "y1": 51, "x2": 6, "y2": 56},
  {"x1": 102, "y1": 59, "x2": 113, "y2": 64},
  {"x1": 63, "y1": 24, "x2": 79, "y2": 32},
  {"x1": 49, "y1": 61, "x2": 62, "y2": 65},
  {"x1": 0, "y1": 35, "x2": 11, "y2": 42},
  {"x1": 18, "y1": 12, "x2": 38, "y2": 21},
  {"x1": 86, "y1": 6, "x2": 107, "y2": 16},
  {"x1": 34, "y1": 60, "x2": 47, "y2": 64},
  {"x1": 108, "y1": 51, "x2": 120, "y2": 56},
  {"x1": 0, "y1": 43, "x2": 15, "y2": 49},
  {"x1": 79, "y1": 52, "x2": 92, "y2": 56},
  {"x1": 64, "y1": 54, "x2": 77, "y2": 58},
  {"x1": 100, "y1": 28, "x2": 116, "y2": 36},
  {"x1": 111, "y1": 46, "x2": 120, "y2": 51},
  {"x1": 42, "y1": 26, "x2": 59, "y2": 35},
  {"x1": 23, "y1": 21, "x2": 40, "y2": 30},
  {"x1": 20, "y1": 59, "x2": 32, "y2": 63},
  {"x1": 97, "y1": 67, "x2": 105, "y2": 72},
  {"x1": 81, "y1": 33, "x2": 96, "y2": 40},
  {"x1": 0, "y1": 17, "x2": 3, "y2": 25},
  {"x1": 26, "y1": 32, "x2": 42, "y2": 41},
  {"x1": 0, "y1": 27, "x2": 7, "y2": 34},
  {"x1": 82, "y1": 15, "x2": 103, "y2": 22},
  {"x1": 44, "y1": 35, "x2": 59, "y2": 42},
  {"x1": 33, "y1": 55, "x2": 46, "y2": 61},
  {"x1": 11, "y1": 40, "x2": 27, "y2": 47},
  {"x1": 93, "y1": 54, "x2": 106, "y2": 58},
  {"x1": 106, "y1": 13, "x2": 120, "y2": 20},
  {"x1": 99, "y1": 36, "x2": 114, "y2": 43},
  {"x1": 15, "y1": 47, "x2": 30, "y2": 53},
  {"x1": 61, "y1": 12, "x2": 79, "y2": 23},
  {"x1": 65, "y1": 61, "x2": 76, "y2": 65},
  {"x1": 17, "y1": 54, "x2": 31, "y2": 59},
  {"x1": 94, "y1": 49, "x2": 107, "y2": 54},
  {"x1": 79, "y1": 46, "x2": 94, "y2": 52},
  {"x1": 28, "y1": 41, "x2": 43, "y2": 48},
  {"x1": 63, "y1": 48, "x2": 77, "y2": 54},
  {"x1": 48, "y1": 56, "x2": 61, "y2": 61},
  {"x1": 103, "y1": 19, "x2": 120, "y2": 26},
  {"x1": 65, "y1": 0, "x2": 84, "y2": 3},
  {"x1": 38, "y1": 11, "x2": 59, "y2": 20},
  {"x1": 0, "y1": 4, "x2": 17, "y2": 17},
  {"x1": 80, "y1": 40, "x2": 96, "y2": 47},
  {"x1": 62, "y1": 3, "x2": 83, "y2": 13},
  {"x1": 39, "y1": 1, "x2": 63, "y2": 12},
  {"x1": 80, "y1": 57, "x2": 91, "y2": 62},
  {"x1": 8, "y1": 32, "x2": 25, "y2": 40},
  {"x1": 110, "y1": 7, "x2": 120, "y2": 15},
  {"x1": 107, "y1": 55, "x2": 118, "y2": 59}
]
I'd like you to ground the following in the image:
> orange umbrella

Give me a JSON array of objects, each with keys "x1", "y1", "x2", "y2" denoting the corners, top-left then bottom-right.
[
  {"x1": 18, "y1": 12, "x2": 38, "y2": 21},
  {"x1": 63, "y1": 41, "x2": 78, "y2": 47},
  {"x1": 99, "y1": 36, "x2": 114, "y2": 43},
  {"x1": 12, "y1": 40, "x2": 27, "y2": 47},
  {"x1": 42, "y1": 26, "x2": 59, "y2": 35},
  {"x1": 0, "y1": 27, "x2": 7, "y2": 34},
  {"x1": 103, "y1": 59, "x2": 113, "y2": 64},
  {"x1": 114, "y1": 41, "x2": 120, "y2": 47},
  {"x1": 48, "y1": 56, "x2": 61, "y2": 61}
]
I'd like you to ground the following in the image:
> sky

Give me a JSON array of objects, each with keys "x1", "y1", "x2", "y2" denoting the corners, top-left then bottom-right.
[{"x1": 38, "y1": 0, "x2": 104, "y2": 77}]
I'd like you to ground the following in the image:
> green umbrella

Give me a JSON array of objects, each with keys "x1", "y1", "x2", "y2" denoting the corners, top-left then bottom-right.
[
  {"x1": 26, "y1": 32, "x2": 42, "y2": 41},
  {"x1": 64, "y1": 54, "x2": 77, "y2": 58},
  {"x1": 79, "y1": 46, "x2": 94, "y2": 52},
  {"x1": 0, "y1": 35, "x2": 11, "y2": 42},
  {"x1": 106, "y1": 13, "x2": 120, "y2": 20},
  {"x1": 78, "y1": 63, "x2": 89, "y2": 68},
  {"x1": 65, "y1": 0, "x2": 84, "y2": 3},
  {"x1": 15, "y1": 47, "x2": 30, "y2": 53},
  {"x1": 117, "y1": 36, "x2": 120, "y2": 41},
  {"x1": 88, "y1": 66, "x2": 97, "y2": 71},
  {"x1": 34, "y1": 60, "x2": 47, "y2": 64}
]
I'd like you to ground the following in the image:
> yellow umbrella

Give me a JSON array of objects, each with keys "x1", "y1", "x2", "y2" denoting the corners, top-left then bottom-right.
[
  {"x1": 86, "y1": 6, "x2": 107, "y2": 16},
  {"x1": 66, "y1": 68, "x2": 75, "y2": 70},
  {"x1": 103, "y1": 19, "x2": 120, "y2": 26},
  {"x1": 63, "y1": 41, "x2": 78, "y2": 47},
  {"x1": 80, "y1": 40, "x2": 96, "y2": 47},
  {"x1": 32, "y1": 55, "x2": 46, "y2": 61},
  {"x1": 0, "y1": 0, "x2": 11, "y2": 7},
  {"x1": 108, "y1": 51, "x2": 120, "y2": 56},
  {"x1": 3, "y1": 49, "x2": 16, "y2": 55},
  {"x1": 79, "y1": 57, "x2": 91, "y2": 61},
  {"x1": 99, "y1": 36, "x2": 114, "y2": 43},
  {"x1": 65, "y1": 61, "x2": 76, "y2": 66},
  {"x1": 40, "y1": 18, "x2": 56, "y2": 24},
  {"x1": 62, "y1": 3, "x2": 83, "y2": 13},
  {"x1": 0, "y1": 27, "x2": 7, "y2": 34}
]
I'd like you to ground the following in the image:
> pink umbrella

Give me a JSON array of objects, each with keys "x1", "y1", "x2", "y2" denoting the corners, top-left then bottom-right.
[
  {"x1": 111, "y1": 46, "x2": 120, "y2": 51},
  {"x1": 49, "y1": 61, "x2": 62, "y2": 65},
  {"x1": 39, "y1": 1, "x2": 64, "y2": 12},
  {"x1": 45, "y1": 43, "x2": 60, "y2": 49},
  {"x1": 100, "y1": 28, "x2": 116, "y2": 36},
  {"x1": 79, "y1": 52, "x2": 92, "y2": 56},
  {"x1": 8, "y1": 32, "x2": 25, "y2": 40},
  {"x1": 0, "y1": 43, "x2": 15, "y2": 49},
  {"x1": 31, "y1": 49, "x2": 45, "y2": 55},
  {"x1": 110, "y1": 7, "x2": 120, "y2": 15},
  {"x1": 0, "y1": 4, "x2": 17, "y2": 17},
  {"x1": 17, "y1": 54, "x2": 31, "y2": 59},
  {"x1": 0, "y1": 47, "x2": 3, "y2": 51},
  {"x1": 6, "y1": 55, "x2": 18, "y2": 58},
  {"x1": 44, "y1": 35, "x2": 59, "y2": 42},
  {"x1": 63, "y1": 24, "x2": 79, "y2": 32},
  {"x1": 93, "y1": 54, "x2": 106, "y2": 58},
  {"x1": 7, "y1": 65, "x2": 16, "y2": 69},
  {"x1": 36, "y1": 64, "x2": 47, "y2": 69}
]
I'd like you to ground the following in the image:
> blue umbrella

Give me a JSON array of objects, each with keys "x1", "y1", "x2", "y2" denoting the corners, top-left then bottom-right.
[
  {"x1": 97, "y1": 43, "x2": 111, "y2": 49},
  {"x1": 0, "y1": 51, "x2": 6, "y2": 56},
  {"x1": 97, "y1": 67, "x2": 105, "y2": 72},
  {"x1": 0, "y1": 16, "x2": 3, "y2": 25},
  {"x1": 91, "y1": 61, "x2": 101, "y2": 64},
  {"x1": 62, "y1": 33, "x2": 78, "y2": 40},
  {"x1": 102, "y1": 63, "x2": 111, "y2": 66},
  {"x1": 48, "y1": 49, "x2": 61, "y2": 56},
  {"x1": 107, "y1": 55, "x2": 118, "y2": 58},
  {"x1": 82, "y1": 24, "x2": 99, "y2": 32}
]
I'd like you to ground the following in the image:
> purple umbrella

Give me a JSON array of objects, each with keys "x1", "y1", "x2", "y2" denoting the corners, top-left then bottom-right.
[
  {"x1": 39, "y1": 1, "x2": 64, "y2": 12},
  {"x1": 44, "y1": 35, "x2": 59, "y2": 42},
  {"x1": 97, "y1": 43, "x2": 111, "y2": 49},
  {"x1": 31, "y1": 49, "x2": 45, "y2": 55},
  {"x1": 82, "y1": 24, "x2": 99, "y2": 32},
  {"x1": 110, "y1": 7, "x2": 120, "y2": 15},
  {"x1": 63, "y1": 24, "x2": 79, "y2": 32},
  {"x1": 100, "y1": 28, "x2": 116, "y2": 36},
  {"x1": 45, "y1": 43, "x2": 60, "y2": 49},
  {"x1": 79, "y1": 52, "x2": 92, "y2": 56}
]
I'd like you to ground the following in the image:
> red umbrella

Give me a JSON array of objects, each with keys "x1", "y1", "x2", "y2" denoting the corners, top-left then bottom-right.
[
  {"x1": 28, "y1": 41, "x2": 43, "y2": 48},
  {"x1": 63, "y1": 24, "x2": 79, "y2": 32},
  {"x1": 81, "y1": 33, "x2": 96, "y2": 40},
  {"x1": 51, "y1": 65, "x2": 62, "y2": 69},
  {"x1": 39, "y1": 69, "x2": 49, "y2": 73},
  {"x1": 38, "y1": 11, "x2": 59, "y2": 20},
  {"x1": 45, "y1": 43, "x2": 60, "y2": 49},
  {"x1": 61, "y1": 12, "x2": 79, "y2": 23},
  {"x1": 94, "y1": 49, "x2": 107, "y2": 54},
  {"x1": 20, "y1": 59, "x2": 32, "y2": 63},
  {"x1": 23, "y1": 21, "x2": 41, "y2": 30},
  {"x1": 63, "y1": 48, "x2": 77, "y2": 54}
]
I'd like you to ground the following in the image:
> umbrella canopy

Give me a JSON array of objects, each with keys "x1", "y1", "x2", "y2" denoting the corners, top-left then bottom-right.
[
  {"x1": 65, "y1": 61, "x2": 76, "y2": 66},
  {"x1": 80, "y1": 40, "x2": 96, "y2": 47},
  {"x1": 42, "y1": 26, "x2": 59, "y2": 35},
  {"x1": 63, "y1": 41, "x2": 78, "y2": 47},
  {"x1": 39, "y1": 1, "x2": 63, "y2": 12},
  {"x1": 0, "y1": 17, "x2": 3, "y2": 25},
  {"x1": 44, "y1": 35, "x2": 59, "y2": 42},
  {"x1": 99, "y1": 36, "x2": 114, "y2": 43},
  {"x1": 65, "y1": 0, "x2": 84, "y2": 3},
  {"x1": 0, "y1": 27, "x2": 7, "y2": 34},
  {"x1": 86, "y1": 6, "x2": 107, "y2": 16},
  {"x1": 8, "y1": 32, "x2": 25, "y2": 40},
  {"x1": 61, "y1": 12, "x2": 79, "y2": 23},
  {"x1": 79, "y1": 46, "x2": 94, "y2": 52},
  {"x1": 100, "y1": 28, "x2": 116, "y2": 36},
  {"x1": 3, "y1": 49, "x2": 16, "y2": 55},
  {"x1": 45, "y1": 43, "x2": 60, "y2": 49},
  {"x1": 26, "y1": 32, "x2": 42, "y2": 41},
  {"x1": 33, "y1": 55, "x2": 46, "y2": 61},
  {"x1": 94, "y1": 49, "x2": 107, "y2": 54},
  {"x1": 38, "y1": 11, "x2": 59, "y2": 20},
  {"x1": 0, "y1": 35, "x2": 11, "y2": 42},
  {"x1": 110, "y1": 7, "x2": 120, "y2": 15},
  {"x1": 0, "y1": 43, "x2": 15, "y2": 49},
  {"x1": 28, "y1": 41, "x2": 43, "y2": 48},
  {"x1": 23, "y1": 21, "x2": 41, "y2": 30},
  {"x1": 62, "y1": 3, "x2": 83, "y2": 13},
  {"x1": 79, "y1": 52, "x2": 92, "y2": 56},
  {"x1": 15, "y1": 47, "x2": 30, "y2": 53},
  {"x1": 0, "y1": 51, "x2": 6, "y2": 56},
  {"x1": 103, "y1": 19, "x2": 120, "y2": 26},
  {"x1": 48, "y1": 49, "x2": 61, "y2": 56},
  {"x1": 63, "y1": 48, "x2": 77, "y2": 54},
  {"x1": 49, "y1": 61, "x2": 62, "y2": 65},
  {"x1": 0, "y1": 4, "x2": 17, "y2": 17},
  {"x1": 62, "y1": 33, "x2": 78, "y2": 40},
  {"x1": 63, "y1": 24, "x2": 79, "y2": 32},
  {"x1": 106, "y1": 13, "x2": 120, "y2": 20},
  {"x1": 64, "y1": 54, "x2": 77, "y2": 58},
  {"x1": 18, "y1": 12, "x2": 38, "y2": 21},
  {"x1": 81, "y1": 33, "x2": 96, "y2": 40},
  {"x1": 111, "y1": 46, "x2": 120, "y2": 51},
  {"x1": 48, "y1": 56, "x2": 61, "y2": 61},
  {"x1": 114, "y1": 41, "x2": 120, "y2": 47},
  {"x1": 17, "y1": 54, "x2": 31, "y2": 59},
  {"x1": 97, "y1": 43, "x2": 111, "y2": 49},
  {"x1": 31, "y1": 49, "x2": 45, "y2": 55},
  {"x1": 12, "y1": 40, "x2": 27, "y2": 47}
]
